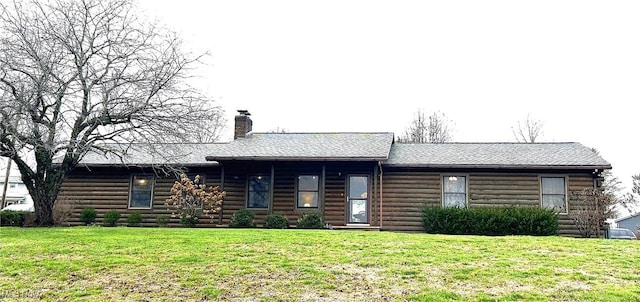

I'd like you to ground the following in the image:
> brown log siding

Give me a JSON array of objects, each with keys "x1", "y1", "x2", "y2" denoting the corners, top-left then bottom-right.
[
  {"x1": 380, "y1": 169, "x2": 599, "y2": 235},
  {"x1": 59, "y1": 165, "x2": 599, "y2": 236},
  {"x1": 58, "y1": 167, "x2": 221, "y2": 227},
  {"x1": 381, "y1": 171, "x2": 440, "y2": 232}
]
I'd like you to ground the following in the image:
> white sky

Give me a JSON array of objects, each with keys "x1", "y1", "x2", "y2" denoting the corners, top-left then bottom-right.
[{"x1": 139, "y1": 0, "x2": 640, "y2": 191}]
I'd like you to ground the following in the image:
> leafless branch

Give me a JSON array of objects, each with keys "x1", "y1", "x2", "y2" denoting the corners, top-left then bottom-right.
[
  {"x1": 398, "y1": 110, "x2": 453, "y2": 143},
  {"x1": 0, "y1": 0, "x2": 224, "y2": 224},
  {"x1": 512, "y1": 114, "x2": 544, "y2": 143}
]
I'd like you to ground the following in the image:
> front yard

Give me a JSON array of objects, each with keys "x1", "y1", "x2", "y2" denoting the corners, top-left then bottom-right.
[{"x1": 0, "y1": 227, "x2": 638, "y2": 301}]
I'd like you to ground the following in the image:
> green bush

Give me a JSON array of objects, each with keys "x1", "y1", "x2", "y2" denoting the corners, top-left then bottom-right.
[
  {"x1": 180, "y1": 215, "x2": 199, "y2": 228},
  {"x1": 264, "y1": 213, "x2": 289, "y2": 229},
  {"x1": 80, "y1": 208, "x2": 97, "y2": 225},
  {"x1": 296, "y1": 212, "x2": 325, "y2": 229},
  {"x1": 127, "y1": 213, "x2": 143, "y2": 227},
  {"x1": 0, "y1": 210, "x2": 29, "y2": 226},
  {"x1": 229, "y1": 209, "x2": 255, "y2": 228},
  {"x1": 422, "y1": 206, "x2": 558, "y2": 236},
  {"x1": 156, "y1": 214, "x2": 169, "y2": 227},
  {"x1": 103, "y1": 210, "x2": 121, "y2": 227}
]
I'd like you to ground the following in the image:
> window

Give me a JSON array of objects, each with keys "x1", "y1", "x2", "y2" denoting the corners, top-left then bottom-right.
[
  {"x1": 129, "y1": 175, "x2": 155, "y2": 209},
  {"x1": 247, "y1": 175, "x2": 270, "y2": 208},
  {"x1": 541, "y1": 177, "x2": 567, "y2": 213},
  {"x1": 443, "y1": 176, "x2": 466, "y2": 208},
  {"x1": 9, "y1": 183, "x2": 17, "y2": 189},
  {"x1": 297, "y1": 175, "x2": 319, "y2": 208}
]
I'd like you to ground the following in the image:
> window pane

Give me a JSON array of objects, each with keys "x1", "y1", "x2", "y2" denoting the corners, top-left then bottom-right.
[
  {"x1": 248, "y1": 191, "x2": 269, "y2": 208},
  {"x1": 248, "y1": 175, "x2": 270, "y2": 208},
  {"x1": 444, "y1": 176, "x2": 466, "y2": 193},
  {"x1": 298, "y1": 175, "x2": 319, "y2": 191},
  {"x1": 444, "y1": 193, "x2": 466, "y2": 208},
  {"x1": 542, "y1": 194, "x2": 566, "y2": 213},
  {"x1": 130, "y1": 190, "x2": 153, "y2": 208},
  {"x1": 350, "y1": 199, "x2": 368, "y2": 223},
  {"x1": 130, "y1": 175, "x2": 154, "y2": 208},
  {"x1": 297, "y1": 192, "x2": 318, "y2": 208},
  {"x1": 542, "y1": 177, "x2": 565, "y2": 194},
  {"x1": 349, "y1": 176, "x2": 368, "y2": 198}
]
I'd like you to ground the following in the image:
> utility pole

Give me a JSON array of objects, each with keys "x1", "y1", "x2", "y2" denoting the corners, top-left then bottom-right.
[{"x1": 1, "y1": 157, "x2": 11, "y2": 208}]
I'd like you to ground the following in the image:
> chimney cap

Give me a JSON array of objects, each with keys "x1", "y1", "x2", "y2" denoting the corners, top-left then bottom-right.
[{"x1": 237, "y1": 109, "x2": 251, "y2": 116}]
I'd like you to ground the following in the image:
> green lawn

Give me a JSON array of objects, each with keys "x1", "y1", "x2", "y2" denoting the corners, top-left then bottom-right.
[{"x1": 0, "y1": 228, "x2": 638, "y2": 301}]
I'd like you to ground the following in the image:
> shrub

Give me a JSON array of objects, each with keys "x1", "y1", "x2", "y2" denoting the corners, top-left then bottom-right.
[
  {"x1": 156, "y1": 214, "x2": 169, "y2": 227},
  {"x1": 165, "y1": 174, "x2": 225, "y2": 227},
  {"x1": 23, "y1": 212, "x2": 36, "y2": 226},
  {"x1": 422, "y1": 206, "x2": 558, "y2": 236},
  {"x1": 53, "y1": 198, "x2": 77, "y2": 226},
  {"x1": 103, "y1": 210, "x2": 121, "y2": 227},
  {"x1": 422, "y1": 207, "x2": 558, "y2": 236},
  {"x1": 181, "y1": 215, "x2": 199, "y2": 228},
  {"x1": 80, "y1": 208, "x2": 97, "y2": 225},
  {"x1": 296, "y1": 212, "x2": 325, "y2": 229},
  {"x1": 127, "y1": 213, "x2": 143, "y2": 227},
  {"x1": 0, "y1": 210, "x2": 29, "y2": 226},
  {"x1": 265, "y1": 213, "x2": 289, "y2": 229},
  {"x1": 229, "y1": 209, "x2": 256, "y2": 228}
]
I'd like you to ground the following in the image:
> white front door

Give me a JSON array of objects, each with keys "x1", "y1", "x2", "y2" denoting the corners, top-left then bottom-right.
[{"x1": 347, "y1": 175, "x2": 369, "y2": 224}]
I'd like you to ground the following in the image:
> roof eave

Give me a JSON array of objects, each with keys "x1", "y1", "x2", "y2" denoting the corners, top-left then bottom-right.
[
  {"x1": 76, "y1": 162, "x2": 220, "y2": 167},
  {"x1": 205, "y1": 156, "x2": 388, "y2": 162},
  {"x1": 382, "y1": 164, "x2": 612, "y2": 170}
]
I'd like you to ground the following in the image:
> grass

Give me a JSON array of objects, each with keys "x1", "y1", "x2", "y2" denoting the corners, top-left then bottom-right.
[{"x1": 0, "y1": 228, "x2": 639, "y2": 301}]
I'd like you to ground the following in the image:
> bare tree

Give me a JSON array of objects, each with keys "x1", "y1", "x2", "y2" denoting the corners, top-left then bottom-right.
[
  {"x1": 617, "y1": 174, "x2": 640, "y2": 216},
  {"x1": 0, "y1": 0, "x2": 223, "y2": 225},
  {"x1": 398, "y1": 110, "x2": 453, "y2": 143},
  {"x1": 512, "y1": 114, "x2": 544, "y2": 143},
  {"x1": 572, "y1": 187, "x2": 615, "y2": 238},
  {"x1": 269, "y1": 127, "x2": 287, "y2": 133}
]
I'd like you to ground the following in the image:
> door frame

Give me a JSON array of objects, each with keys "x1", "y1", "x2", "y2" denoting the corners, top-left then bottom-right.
[{"x1": 346, "y1": 174, "x2": 370, "y2": 224}]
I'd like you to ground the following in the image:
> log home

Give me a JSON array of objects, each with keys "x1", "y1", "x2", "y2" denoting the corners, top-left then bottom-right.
[{"x1": 58, "y1": 111, "x2": 611, "y2": 236}]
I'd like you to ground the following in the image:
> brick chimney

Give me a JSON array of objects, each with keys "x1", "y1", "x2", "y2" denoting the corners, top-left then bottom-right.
[{"x1": 234, "y1": 110, "x2": 252, "y2": 139}]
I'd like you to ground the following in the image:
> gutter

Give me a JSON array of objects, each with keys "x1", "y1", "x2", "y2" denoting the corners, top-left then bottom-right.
[
  {"x1": 204, "y1": 156, "x2": 389, "y2": 162},
  {"x1": 381, "y1": 164, "x2": 612, "y2": 170}
]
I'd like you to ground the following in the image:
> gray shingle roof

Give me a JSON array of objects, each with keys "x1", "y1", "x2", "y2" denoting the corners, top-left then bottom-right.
[
  {"x1": 385, "y1": 142, "x2": 611, "y2": 169},
  {"x1": 78, "y1": 143, "x2": 221, "y2": 166},
  {"x1": 76, "y1": 138, "x2": 611, "y2": 170},
  {"x1": 204, "y1": 132, "x2": 395, "y2": 161}
]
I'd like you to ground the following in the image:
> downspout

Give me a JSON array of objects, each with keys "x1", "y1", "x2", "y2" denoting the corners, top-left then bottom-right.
[{"x1": 378, "y1": 161, "x2": 383, "y2": 230}]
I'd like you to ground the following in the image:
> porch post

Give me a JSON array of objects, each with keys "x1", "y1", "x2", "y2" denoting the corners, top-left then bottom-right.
[
  {"x1": 219, "y1": 165, "x2": 225, "y2": 225},
  {"x1": 321, "y1": 164, "x2": 326, "y2": 212},
  {"x1": 269, "y1": 164, "x2": 275, "y2": 214}
]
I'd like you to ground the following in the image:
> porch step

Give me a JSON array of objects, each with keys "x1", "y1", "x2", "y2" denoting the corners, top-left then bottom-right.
[{"x1": 331, "y1": 225, "x2": 381, "y2": 231}]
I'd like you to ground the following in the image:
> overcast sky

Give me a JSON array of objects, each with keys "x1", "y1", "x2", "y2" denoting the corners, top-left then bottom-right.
[{"x1": 139, "y1": 0, "x2": 640, "y2": 191}]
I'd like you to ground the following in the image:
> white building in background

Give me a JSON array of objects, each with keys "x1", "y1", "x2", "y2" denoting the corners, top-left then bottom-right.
[{"x1": 1, "y1": 159, "x2": 33, "y2": 211}]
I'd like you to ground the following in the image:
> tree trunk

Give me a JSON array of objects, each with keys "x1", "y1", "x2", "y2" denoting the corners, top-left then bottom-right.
[{"x1": 33, "y1": 193, "x2": 55, "y2": 226}]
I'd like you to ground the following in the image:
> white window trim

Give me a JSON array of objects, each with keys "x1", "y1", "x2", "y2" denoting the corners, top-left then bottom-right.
[
  {"x1": 128, "y1": 174, "x2": 155, "y2": 209},
  {"x1": 441, "y1": 174, "x2": 469, "y2": 208},
  {"x1": 539, "y1": 175, "x2": 568, "y2": 215},
  {"x1": 296, "y1": 174, "x2": 320, "y2": 209}
]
